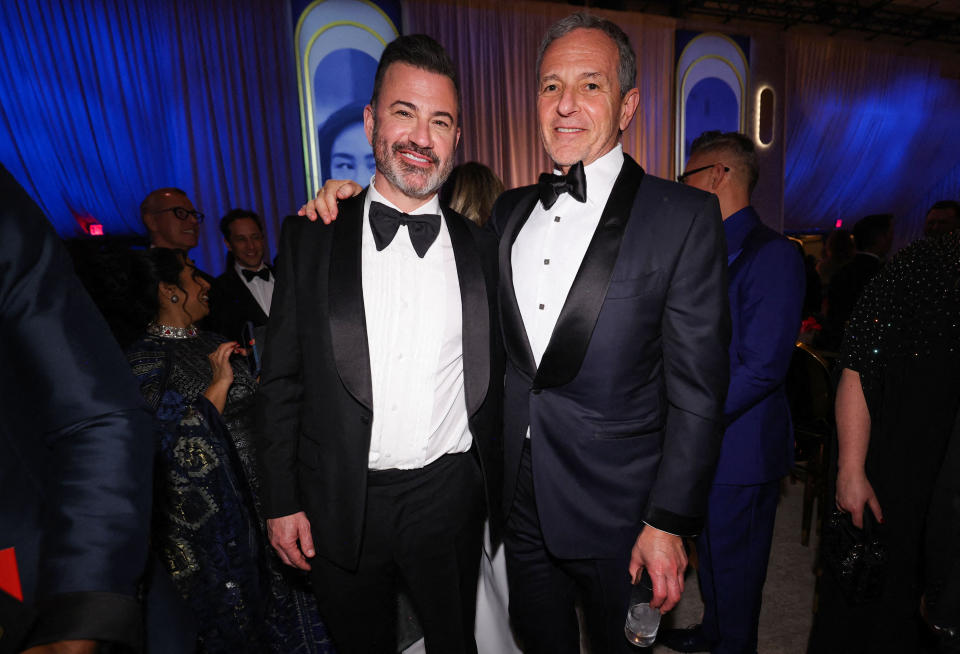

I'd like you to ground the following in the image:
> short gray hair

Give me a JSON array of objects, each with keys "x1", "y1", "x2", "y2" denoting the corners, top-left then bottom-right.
[
  {"x1": 536, "y1": 13, "x2": 637, "y2": 98},
  {"x1": 689, "y1": 131, "x2": 759, "y2": 195}
]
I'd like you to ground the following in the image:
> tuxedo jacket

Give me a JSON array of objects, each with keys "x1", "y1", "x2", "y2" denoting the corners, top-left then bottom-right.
[
  {"x1": 256, "y1": 192, "x2": 503, "y2": 570},
  {"x1": 208, "y1": 263, "x2": 273, "y2": 340},
  {"x1": 490, "y1": 155, "x2": 730, "y2": 559},
  {"x1": 712, "y1": 207, "x2": 805, "y2": 486},
  {"x1": 0, "y1": 165, "x2": 153, "y2": 651}
]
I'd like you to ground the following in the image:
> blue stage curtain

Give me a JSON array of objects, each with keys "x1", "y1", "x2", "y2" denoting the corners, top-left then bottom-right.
[
  {"x1": 784, "y1": 34, "x2": 960, "y2": 248},
  {"x1": 0, "y1": 0, "x2": 305, "y2": 275}
]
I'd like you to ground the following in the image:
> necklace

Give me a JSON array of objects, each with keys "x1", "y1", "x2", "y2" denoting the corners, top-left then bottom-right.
[{"x1": 147, "y1": 322, "x2": 199, "y2": 339}]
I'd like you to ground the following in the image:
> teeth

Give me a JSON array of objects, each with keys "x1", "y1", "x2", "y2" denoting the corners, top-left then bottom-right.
[
  {"x1": 401, "y1": 151, "x2": 430, "y2": 163},
  {"x1": 557, "y1": 128, "x2": 582, "y2": 133}
]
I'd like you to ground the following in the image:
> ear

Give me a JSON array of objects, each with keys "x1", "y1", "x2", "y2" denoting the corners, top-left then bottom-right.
[
  {"x1": 142, "y1": 212, "x2": 157, "y2": 233},
  {"x1": 454, "y1": 126, "x2": 461, "y2": 151},
  {"x1": 157, "y1": 281, "x2": 178, "y2": 299},
  {"x1": 364, "y1": 104, "x2": 375, "y2": 146},
  {"x1": 618, "y1": 87, "x2": 640, "y2": 132},
  {"x1": 223, "y1": 238, "x2": 234, "y2": 253}
]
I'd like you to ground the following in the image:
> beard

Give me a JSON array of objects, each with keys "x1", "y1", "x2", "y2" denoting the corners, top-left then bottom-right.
[{"x1": 372, "y1": 122, "x2": 453, "y2": 200}]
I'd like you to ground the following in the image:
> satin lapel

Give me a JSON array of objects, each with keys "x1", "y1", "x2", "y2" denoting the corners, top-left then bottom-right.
[
  {"x1": 534, "y1": 156, "x2": 646, "y2": 389},
  {"x1": 498, "y1": 189, "x2": 539, "y2": 378},
  {"x1": 230, "y1": 268, "x2": 268, "y2": 324},
  {"x1": 328, "y1": 191, "x2": 373, "y2": 410},
  {"x1": 445, "y1": 211, "x2": 489, "y2": 417}
]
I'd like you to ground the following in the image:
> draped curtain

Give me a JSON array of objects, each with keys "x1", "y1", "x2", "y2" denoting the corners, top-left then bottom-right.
[
  {"x1": 402, "y1": 0, "x2": 676, "y2": 188},
  {"x1": 0, "y1": 0, "x2": 304, "y2": 275},
  {"x1": 784, "y1": 34, "x2": 960, "y2": 247}
]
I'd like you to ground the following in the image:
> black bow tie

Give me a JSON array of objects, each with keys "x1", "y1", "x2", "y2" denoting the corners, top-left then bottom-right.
[
  {"x1": 369, "y1": 201, "x2": 441, "y2": 258},
  {"x1": 242, "y1": 267, "x2": 270, "y2": 282},
  {"x1": 538, "y1": 161, "x2": 587, "y2": 209}
]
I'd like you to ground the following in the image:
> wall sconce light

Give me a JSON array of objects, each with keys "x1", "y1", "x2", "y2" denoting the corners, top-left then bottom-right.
[{"x1": 756, "y1": 86, "x2": 775, "y2": 147}]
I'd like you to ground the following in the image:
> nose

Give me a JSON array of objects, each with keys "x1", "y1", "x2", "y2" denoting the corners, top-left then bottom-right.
[
  {"x1": 409, "y1": 116, "x2": 433, "y2": 147},
  {"x1": 557, "y1": 85, "x2": 579, "y2": 116}
]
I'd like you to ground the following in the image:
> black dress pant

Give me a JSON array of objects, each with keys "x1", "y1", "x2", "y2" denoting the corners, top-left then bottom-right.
[
  {"x1": 504, "y1": 442, "x2": 636, "y2": 654},
  {"x1": 309, "y1": 451, "x2": 484, "y2": 654}
]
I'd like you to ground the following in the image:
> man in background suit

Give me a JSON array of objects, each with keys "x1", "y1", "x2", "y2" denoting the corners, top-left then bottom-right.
[
  {"x1": 208, "y1": 209, "x2": 273, "y2": 340},
  {"x1": 257, "y1": 35, "x2": 502, "y2": 654},
  {"x1": 140, "y1": 187, "x2": 214, "y2": 284},
  {"x1": 659, "y1": 131, "x2": 805, "y2": 653},
  {"x1": 489, "y1": 14, "x2": 730, "y2": 653},
  {"x1": 0, "y1": 164, "x2": 153, "y2": 653}
]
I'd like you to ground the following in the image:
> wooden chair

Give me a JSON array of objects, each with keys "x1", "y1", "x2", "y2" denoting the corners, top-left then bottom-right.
[{"x1": 785, "y1": 342, "x2": 835, "y2": 546}]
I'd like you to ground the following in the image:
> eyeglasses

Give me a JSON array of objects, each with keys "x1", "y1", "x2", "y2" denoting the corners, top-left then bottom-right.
[
  {"x1": 153, "y1": 207, "x2": 205, "y2": 223},
  {"x1": 677, "y1": 163, "x2": 729, "y2": 184}
]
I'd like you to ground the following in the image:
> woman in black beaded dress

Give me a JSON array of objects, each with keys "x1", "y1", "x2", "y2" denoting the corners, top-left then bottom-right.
[
  {"x1": 808, "y1": 232, "x2": 960, "y2": 653},
  {"x1": 120, "y1": 248, "x2": 333, "y2": 653}
]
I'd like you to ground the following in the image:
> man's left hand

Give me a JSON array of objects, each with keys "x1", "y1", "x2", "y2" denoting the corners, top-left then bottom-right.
[{"x1": 628, "y1": 525, "x2": 687, "y2": 613}]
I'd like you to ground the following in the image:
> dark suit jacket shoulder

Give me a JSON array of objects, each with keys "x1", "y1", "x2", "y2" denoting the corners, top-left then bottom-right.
[
  {"x1": 0, "y1": 166, "x2": 153, "y2": 651},
  {"x1": 207, "y1": 264, "x2": 271, "y2": 340}
]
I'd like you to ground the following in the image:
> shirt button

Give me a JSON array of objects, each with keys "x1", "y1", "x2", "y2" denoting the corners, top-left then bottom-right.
[
  {"x1": 554, "y1": 216, "x2": 561, "y2": 222},
  {"x1": 544, "y1": 259, "x2": 550, "y2": 265},
  {"x1": 538, "y1": 303, "x2": 545, "y2": 310}
]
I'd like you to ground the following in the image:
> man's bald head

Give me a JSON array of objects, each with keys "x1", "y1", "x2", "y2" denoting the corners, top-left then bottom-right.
[{"x1": 140, "y1": 187, "x2": 202, "y2": 250}]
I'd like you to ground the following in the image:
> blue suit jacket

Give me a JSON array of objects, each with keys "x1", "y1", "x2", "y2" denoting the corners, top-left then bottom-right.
[
  {"x1": 492, "y1": 156, "x2": 730, "y2": 558},
  {"x1": 0, "y1": 165, "x2": 154, "y2": 651},
  {"x1": 712, "y1": 207, "x2": 805, "y2": 485}
]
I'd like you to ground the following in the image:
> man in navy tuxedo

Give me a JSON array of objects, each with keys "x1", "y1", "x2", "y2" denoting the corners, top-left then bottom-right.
[
  {"x1": 659, "y1": 131, "x2": 805, "y2": 653},
  {"x1": 0, "y1": 164, "x2": 154, "y2": 653},
  {"x1": 488, "y1": 15, "x2": 730, "y2": 653}
]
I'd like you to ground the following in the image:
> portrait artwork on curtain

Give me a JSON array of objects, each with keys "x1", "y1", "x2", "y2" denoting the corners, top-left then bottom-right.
[
  {"x1": 675, "y1": 31, "x2": 750, "y2": 176},
  {"x1": 292, "y1": 0, "x2": 400, "y2": 197}
]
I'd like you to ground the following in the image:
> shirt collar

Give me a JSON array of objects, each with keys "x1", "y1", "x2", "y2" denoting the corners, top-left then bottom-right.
[
  {"x1": 235, "y1": 261, "x2": 268, "y2": 279},
  {"x1": 365, "y1": 178, "x2": 441, "y2": 216},
  {"x1": 723, "y1": 205, "x2": 760, "y2": 256},
  {"x1": 552, "y1": 144, "x2": 624, "y2": 207}
]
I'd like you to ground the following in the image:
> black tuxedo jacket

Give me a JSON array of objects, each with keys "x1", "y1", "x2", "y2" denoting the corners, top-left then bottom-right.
[
  {"x1": 208, "y1": 264, "x2": 272, "y2": 340},
  {"x1": 256, "y1": 192, "x2": 503, "y2": 570},
  {"x1": 490, "y1": 155, "x2": 730, "y2": 559}
]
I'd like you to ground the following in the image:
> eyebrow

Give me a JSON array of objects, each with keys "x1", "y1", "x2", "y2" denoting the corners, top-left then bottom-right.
[
  {"x1": 541, "y1": 72, "x2": 606, "y2": 83},
  {"x1": 390, "y1": 100, "x2": 455, "y2": 124}
]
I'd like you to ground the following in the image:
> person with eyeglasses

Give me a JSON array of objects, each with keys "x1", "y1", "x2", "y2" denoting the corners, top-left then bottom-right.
[
  {"x1": 140, "y1": 187, "x2": 215, "y2": 284},
  {"x1": 658, "y1": 130, "x2": 806, "y2": 654}
]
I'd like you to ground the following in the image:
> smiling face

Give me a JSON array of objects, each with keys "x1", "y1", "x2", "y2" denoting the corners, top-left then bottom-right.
[
  {"x1": 537, "y1": 28, "x2": 639, "y2": 173},
  {"x1": 143, "y1": 191, "x2": 201, "y2": 250},
  {"x1": 365, "y1": 62, "x2": 460, "y2": 210},
  {"x1": 225, "y1": 217, "x2": 265, "y2": 270},
  {"x1": 179, "y1": 263, "x2": 211, "y2": 323}
]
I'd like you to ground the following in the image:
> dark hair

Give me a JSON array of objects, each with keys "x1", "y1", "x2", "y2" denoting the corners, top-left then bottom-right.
[
  {"x1": 824, "y1": 228, "x2": 855, "y2": 260},
  {"x1": 69, "y1": 244, "x2": 194, "y2": 348},
  {"x1": 139, "y1": 187, "x2": 188, "y2": 225},
  {"x1": 371, "y1": 34, "x2": 460, "y2": 117},
  {"x1": 318, "y1": 102, "x2": 367, "y2": 184},
  {"x1": 439, "y1": 162, "x2": 504, "y2": 227},
  {"x1": 219, "y1": 208, "x2": 263, "y2": 240},
  {"x1": 928, "y1": 200, "x2": 960, "y2": 219},
  {"x1": 853, "y1": 213, "x2": 894, "y2": 250},
  {"x1": 537, "y1": 13, "x2": 637, "y2": 98},
  {"x1": 689, "y1": 130, "x2": 760, "y2": 195}
]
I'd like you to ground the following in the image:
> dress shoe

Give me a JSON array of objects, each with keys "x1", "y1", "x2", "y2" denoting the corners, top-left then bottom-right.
[{"x1": 657, "y1": 624, "x2": 716, "y2": 652}]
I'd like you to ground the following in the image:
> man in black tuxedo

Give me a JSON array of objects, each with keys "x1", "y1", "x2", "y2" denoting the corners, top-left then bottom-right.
[
  {"x1": 256, "y1": 34, "x2": 501, "y2": 654},
  {"x1": 208, "y1": 209, "x2": 273, "y2": 340},
  {"x1": 0, "y1": 164, "x2": 154, "y2": 653},
  {"x1": 489, "y1": 14, "x2": 730, "y2": 652}
]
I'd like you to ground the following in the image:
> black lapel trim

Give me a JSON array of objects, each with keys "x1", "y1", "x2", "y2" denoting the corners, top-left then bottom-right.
[
  {"x1": 445, "y1": 210, "x2": 489, "y2": 417},
  {"x1": 498, "y1": 188, "x2": 540, "y2": 379},
  {"x1": 534, "y1": 155, "x2": 646, "y2": 389},
  {"x1": 328, "y1": 191, "x2": 373, "y2": 410}
]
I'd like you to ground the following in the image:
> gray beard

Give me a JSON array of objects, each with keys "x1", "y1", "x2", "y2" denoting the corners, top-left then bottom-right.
[{"x1": 372, "y1": 124, "x2": 452, "y2": 200}]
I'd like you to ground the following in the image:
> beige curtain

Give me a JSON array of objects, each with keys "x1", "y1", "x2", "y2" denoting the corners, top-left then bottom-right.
[{"x1": 403, "y1": 0, "x2": 676, "y2": 189}]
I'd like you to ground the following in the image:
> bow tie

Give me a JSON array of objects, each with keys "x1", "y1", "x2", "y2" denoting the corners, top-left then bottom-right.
[
  {"x1": 369, "y1": 201, "x2": 441, "y2": 258},
  {"x1": 241, "y1": 267, "x2": 270, "y2": 282},
  {"x1": 538, "y1": 160, "x2": 587, "y2": 209}
]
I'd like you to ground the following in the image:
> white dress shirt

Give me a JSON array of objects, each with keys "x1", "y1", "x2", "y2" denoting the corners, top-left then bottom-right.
[
  {"x1": 361, "y1": 183, "x2": 471, "y2": 470},
  {"x1": 235, "y1": 261, "x2": 274, "y2": 316},
  {"x1": 512, "y1": 144, "x2": 624, "y2": 366}
]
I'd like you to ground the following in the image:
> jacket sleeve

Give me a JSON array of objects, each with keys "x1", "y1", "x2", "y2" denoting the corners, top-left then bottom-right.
[
  {"x1": 643, "y1": 193, "x2": 731, "y2": 537},
  {"x1": 0, "y1": 168, "x2": 153, "y2": 651}
]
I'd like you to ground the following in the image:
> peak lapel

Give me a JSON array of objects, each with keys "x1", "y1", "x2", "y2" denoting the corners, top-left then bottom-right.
[
  {"x1": 328, "y1": 192, "x2": 373, "y2": 410},
  {"x1": 534, "y1": 156, "x2": 645, "y2": 389},
  {"x1": 445, "y1": 210, "x2": 489, "y2": 417},
  {"x1": 498, "y1": 189, "x2": 539, "y2": 379}
]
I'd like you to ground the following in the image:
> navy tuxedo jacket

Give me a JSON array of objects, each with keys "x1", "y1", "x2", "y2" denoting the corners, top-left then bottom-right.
[
  {"x1": 490, "y1": 155, "x2": 731, "y2": 559},
  {"x1": 208, "y1": 263, "x2": 273, "y2": 340},
  {"x1": 0, "y1": 166, "x2": 153, "y2": 651},
  {"x1": 713, "y1": 207, "x2": 805, "y2": 485},
  {"x1": 256, "y1": 192, "x2": 504, "y2": 570}
]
